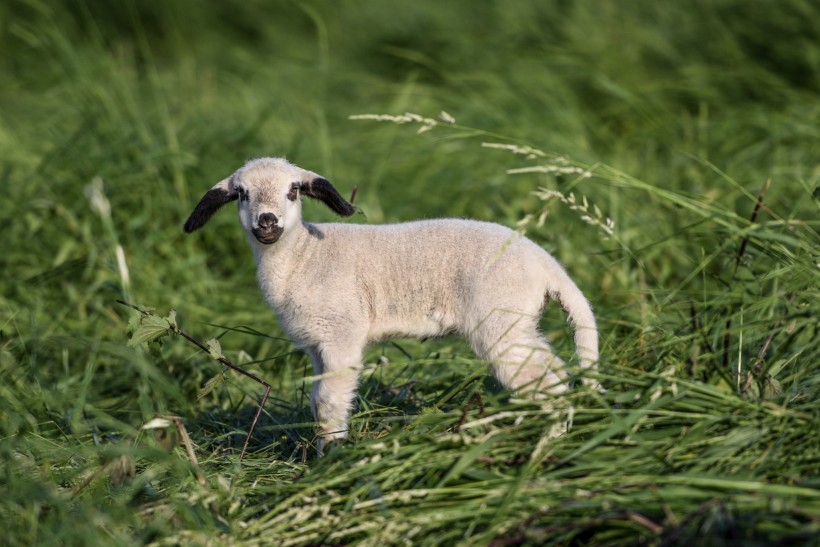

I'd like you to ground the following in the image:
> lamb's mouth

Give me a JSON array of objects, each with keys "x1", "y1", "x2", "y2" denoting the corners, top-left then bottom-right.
[{"x1": 252, "y1": 226, "x2": 283, "y2": 244}]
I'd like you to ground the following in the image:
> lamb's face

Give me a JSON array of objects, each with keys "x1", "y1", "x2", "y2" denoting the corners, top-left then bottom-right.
[
  {"x1": 232, "y1": 159, "x2": 309, "y2": 245},
  {"x1": 183, "y1": 157, "x2": 355, "y2": 241}
]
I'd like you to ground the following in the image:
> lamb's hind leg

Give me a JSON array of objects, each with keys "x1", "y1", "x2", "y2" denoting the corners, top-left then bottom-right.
[
  {"x1": 469, "y1": 311, "x2": 574, "y2": 439},
  {"x1": 307, "y1": 342, "x2": 364, "y2": 455},
  {"x1": 469, "y1": 311, "x2": 568, "y2": 396}
]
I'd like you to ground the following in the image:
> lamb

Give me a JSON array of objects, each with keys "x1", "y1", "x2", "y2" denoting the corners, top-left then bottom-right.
[{"x1": 184, "y1": 157, "x2": 599, "y2": 453}]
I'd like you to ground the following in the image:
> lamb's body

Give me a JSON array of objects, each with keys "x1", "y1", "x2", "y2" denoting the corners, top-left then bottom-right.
[{"x1": 184, "y1": 157, "x2": 599, "y2": 453}]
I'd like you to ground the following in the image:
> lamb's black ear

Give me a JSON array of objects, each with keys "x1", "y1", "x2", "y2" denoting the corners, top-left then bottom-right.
[
  {"x1": 301, "y1": 177, "x2": 355, "y2": 217},
  {"x1": 183, "y1": 177, "x2": 237, "y2": 233}
]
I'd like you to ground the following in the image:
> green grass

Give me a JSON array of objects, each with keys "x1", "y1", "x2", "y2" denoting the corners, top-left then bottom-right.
[{"x1": 1, "y1": 0, "x2": 818, "y2": 545}]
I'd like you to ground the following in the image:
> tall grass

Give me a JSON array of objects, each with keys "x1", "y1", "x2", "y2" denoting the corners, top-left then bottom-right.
[{"x1": 1, "y1": 0, "x2": 817, "y2": 545}]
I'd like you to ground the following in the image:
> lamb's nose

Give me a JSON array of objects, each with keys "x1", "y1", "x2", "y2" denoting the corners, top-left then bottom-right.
[{"x1": 257, "y1": 213, "x2": 278, "y2": 230}]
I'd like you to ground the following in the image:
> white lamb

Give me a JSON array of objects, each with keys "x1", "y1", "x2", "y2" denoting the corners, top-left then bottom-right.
[{"x1": 184, "y1": 157, "x2": 599, "y2": 453}]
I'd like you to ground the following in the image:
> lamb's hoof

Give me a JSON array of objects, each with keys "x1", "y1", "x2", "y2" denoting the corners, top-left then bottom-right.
[{"x1": 316, "y1": 436, "x2": 344, "y2": 457}]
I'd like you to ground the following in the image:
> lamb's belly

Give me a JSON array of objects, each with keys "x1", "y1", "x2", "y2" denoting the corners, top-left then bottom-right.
[{"x1": 367, "y1": 309, "x2": 455, "y2": 342}]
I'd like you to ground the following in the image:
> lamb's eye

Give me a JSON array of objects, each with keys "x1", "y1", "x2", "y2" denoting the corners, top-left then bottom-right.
[
  {"x1": 287, "y1": 182, "x2": 300, "y2": 202},
  {"x1": 236, "y1": 187, "x2": 249, "y2": 202}
]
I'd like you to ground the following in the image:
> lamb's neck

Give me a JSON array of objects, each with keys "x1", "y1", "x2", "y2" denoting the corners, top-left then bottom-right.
[{"x1": 251, "y1": 222, "x2": 312, "y2": 306}]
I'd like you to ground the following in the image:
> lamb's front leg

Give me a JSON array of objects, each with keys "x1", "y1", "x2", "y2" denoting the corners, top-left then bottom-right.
[{"x1": 308, "y1": 342, "x2": 364, "y2": 456}]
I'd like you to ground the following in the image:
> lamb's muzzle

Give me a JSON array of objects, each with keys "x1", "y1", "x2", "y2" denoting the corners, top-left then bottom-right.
[
  {"x1": 252, "y1": 212, "x2": 282, "y2": 244},
  {"x1": 184, "y1": 157, "x2": 600, "y2": 455}
]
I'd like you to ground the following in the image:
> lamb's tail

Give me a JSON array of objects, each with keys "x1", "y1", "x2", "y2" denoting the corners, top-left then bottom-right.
[{"x1": 548, "y1": 266, "x2": 600, "y2": 390}]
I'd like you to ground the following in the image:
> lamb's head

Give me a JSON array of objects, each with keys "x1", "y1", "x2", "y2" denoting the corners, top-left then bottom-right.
[{"x1": 183, "y1": 157, "x2": 355, "y2": 244}]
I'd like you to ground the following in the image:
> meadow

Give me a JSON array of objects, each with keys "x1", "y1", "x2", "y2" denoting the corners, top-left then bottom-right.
[{"x1": 1, "y1": 1, "x2": 818, "y2": 545}]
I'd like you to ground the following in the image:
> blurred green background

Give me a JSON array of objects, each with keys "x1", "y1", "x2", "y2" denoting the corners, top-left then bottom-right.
[{"x1": 1, "y1": 0, "x2": 818, "y2": 544}]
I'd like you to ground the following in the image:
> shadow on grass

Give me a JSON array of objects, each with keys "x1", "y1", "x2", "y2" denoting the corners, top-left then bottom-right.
[{"x1": 179, "y1": 365, "x2": 505, "y2": 463}]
